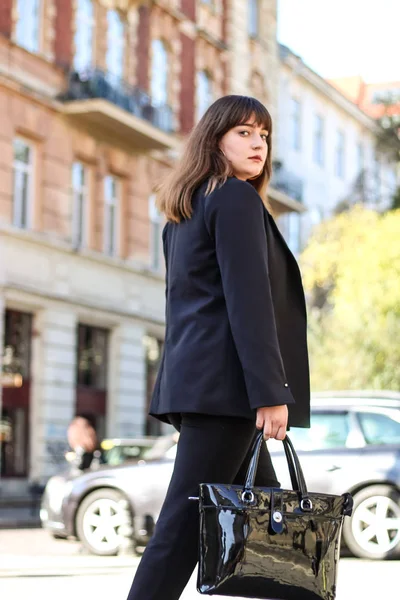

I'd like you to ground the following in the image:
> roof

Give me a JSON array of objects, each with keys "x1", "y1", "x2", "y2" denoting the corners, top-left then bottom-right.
[{"x1": 311, "y1": 390, "x2": 400, "y2": 409}]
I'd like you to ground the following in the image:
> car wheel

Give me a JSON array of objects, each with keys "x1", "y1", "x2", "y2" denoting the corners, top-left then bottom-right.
[
  {"x1": 76, "y1": 488, "x2": 134, "y2": 556},
  {"x1": 342, "y1": 484, "x2": 400, "y2": 560}
]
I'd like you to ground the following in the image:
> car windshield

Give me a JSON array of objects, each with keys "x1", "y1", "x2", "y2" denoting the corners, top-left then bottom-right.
[
  {"x1": 357, "y1": 410, "x2": 400, "y2": 445},
  {"x1": 102, "y1": 443, "x2": 151, "y2": 465},
  {"x1": 140, "y1": 435, "x2": 177, "y2": 461}
]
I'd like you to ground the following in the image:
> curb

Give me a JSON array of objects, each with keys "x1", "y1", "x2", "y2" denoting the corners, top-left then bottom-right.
[{"x1": 0, "y1": 555, "x2": 141, "y2": 578}]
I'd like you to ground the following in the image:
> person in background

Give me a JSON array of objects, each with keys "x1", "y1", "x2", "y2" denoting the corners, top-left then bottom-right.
[{"x1": 66, "y1": 416, "x2": 100, "y2": 471}]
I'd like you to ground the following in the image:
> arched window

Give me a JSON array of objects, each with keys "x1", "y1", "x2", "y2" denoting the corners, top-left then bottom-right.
[
  {"x1": 106, "y1": 11, "x2": 125, "y2": 82},
  {"x1": 151, "y1": 40, "x2": 169, "y2": 106},
  {"x1": 197, "y1": 71, "x2": 213, "y2": 120},
  {"x1": 74, "y1": 0, "x2": 94, "y2": 72},
  {"x1": 248, "y1": 0, "x2": 259, "y2": 38}
]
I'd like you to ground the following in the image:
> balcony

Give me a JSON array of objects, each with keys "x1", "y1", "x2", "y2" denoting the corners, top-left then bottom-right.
[
  {"x1": 268, "y1": 162, "x2": 305, "y2": 215},
  {"x1": 59, "y1": 69, "x2": 180, "y2": 151}
]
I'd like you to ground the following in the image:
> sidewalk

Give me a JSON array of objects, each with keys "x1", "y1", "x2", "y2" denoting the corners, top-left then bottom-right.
[
  {"x1": 0, "y1": 553, "x2": 140, "y2": 578},
  {"x1": 0, "y1": 527, "x2": 140, "y2": 578}
]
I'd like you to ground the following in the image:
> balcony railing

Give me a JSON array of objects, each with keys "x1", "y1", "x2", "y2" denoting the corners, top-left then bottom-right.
[
  {"x1": 59, "y1": 68, "x2": 174, "y2": 135},
  {"x1": 271, "y1": 162, "x2": 304, "y2": 203}
]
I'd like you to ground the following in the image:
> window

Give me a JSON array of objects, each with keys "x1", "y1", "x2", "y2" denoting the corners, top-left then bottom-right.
[
  {"x1": 313, "y1": 115, "x2": 324, "y2": 166},
  {"x1": 76, "y1": 324, "x2": 108, "y2": 439},
  {"x1": 77, "y1": 325, "x2": 108, "y2": 389},
  {"x1": 151, "y1": 40, "x2": 168, "y2": 106},
  {"x1": 104, "y1": 175, "x2": 119, "y2": 257},
  {"x1": 289, "y1": 412, "x2": 350, "y2": 450},
  {"x1": 197, "y1": 71, "x2": 213, "y2": 120},
  {"x1": 358, "y1": 411, "x2": 400, "y2": 446},
  {"x1": 374, "y1": 150, "x2": 381, "y2": 204},
  {"x1": 106, "y1": 10, "x2": 125, "y2": 82},
  {"x1": 356, "y1": 142, "x2": 364, "y2": 174},
  {"x1": 291, "y1": 98, "x2": 301, "y2": 151},
  {"x1": 13, "y1": 138, "x2": 34, "y2": 229},
  {"x1": 335, "y1": 130, "x2": 345, "y2": 178},
  {"x1": 286, "y1": 213, "x2": 301, "y2": 255},
  {"x1": 74, "y1": 0, "x2": 94, "y2": 73},
  {"x1": 71, "y1": 162, "x2": 89, "y2": 249},
  {"x1": 143, "y1": 335, "x2": 163, "y2": 436},
  {"x1": 15, "y1": 0, "x2": 41, "y2": 53},
  {"x1": 248, "y1": 0, "x2": 259, "y2": 38},
  {"x1": 149, "y1": 194, "x2": 162, "y2": 271}
]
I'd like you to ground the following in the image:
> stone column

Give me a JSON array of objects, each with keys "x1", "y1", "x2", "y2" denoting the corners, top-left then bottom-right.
[{"x1": 30, "y1": 308, "x2": 77, "y2": 483}]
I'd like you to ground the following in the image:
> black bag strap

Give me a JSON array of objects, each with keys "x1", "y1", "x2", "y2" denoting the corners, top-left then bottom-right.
[{"x1": 242, "y1": 432, "x2": 312, "y2": 509}]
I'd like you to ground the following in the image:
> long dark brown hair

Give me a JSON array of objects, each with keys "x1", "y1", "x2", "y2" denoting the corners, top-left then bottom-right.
[{"x1": 157, "y1": 95, "x2": 273, "y2": 223}]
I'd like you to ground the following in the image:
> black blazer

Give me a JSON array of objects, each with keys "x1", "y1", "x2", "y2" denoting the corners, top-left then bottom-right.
[{"x1": 149, "y1": 177, "x2": 310, "y2": 428}]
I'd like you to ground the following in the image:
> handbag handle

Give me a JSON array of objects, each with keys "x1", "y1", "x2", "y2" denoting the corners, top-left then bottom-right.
[{"x1": 242, "y1": 431, "x2": 312, "y2": 510}]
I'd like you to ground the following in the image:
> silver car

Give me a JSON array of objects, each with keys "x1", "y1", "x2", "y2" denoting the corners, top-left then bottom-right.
[{"x1": 41, "y1": 391, "x2": 400, "y2": 560}]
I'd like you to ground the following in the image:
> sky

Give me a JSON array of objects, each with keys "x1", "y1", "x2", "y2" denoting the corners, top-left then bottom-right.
[{"x1": 277, "y1": 0, "x2": 400, "y2": 84}]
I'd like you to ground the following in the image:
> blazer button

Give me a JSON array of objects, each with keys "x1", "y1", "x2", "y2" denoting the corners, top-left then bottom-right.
[{"x1": 284, "y1": 383, "x2": 289, "y2": 387}]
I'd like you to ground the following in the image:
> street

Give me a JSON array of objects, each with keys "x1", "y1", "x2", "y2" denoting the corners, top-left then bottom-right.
[{"x1": 0, "y1": 529, "x2": 399, "y2": 600}]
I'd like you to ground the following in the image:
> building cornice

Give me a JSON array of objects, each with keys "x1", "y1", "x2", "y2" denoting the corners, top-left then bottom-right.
[{"x1": 0, "y1": 225, "x2": 165, "y2": 284}]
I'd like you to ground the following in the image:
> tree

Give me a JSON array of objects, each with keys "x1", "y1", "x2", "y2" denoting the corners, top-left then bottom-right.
[{"x1": 300, "y1": 206, "x2": 400, "y2": 391}]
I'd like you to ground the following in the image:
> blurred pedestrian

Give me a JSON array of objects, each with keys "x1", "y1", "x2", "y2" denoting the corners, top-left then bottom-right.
[
  {"x1": 126, "y1": 95, "x2": 310, "y2": 600},
  {"x1": 67, "y1": 416, "x2": 99, "y2": 471}
]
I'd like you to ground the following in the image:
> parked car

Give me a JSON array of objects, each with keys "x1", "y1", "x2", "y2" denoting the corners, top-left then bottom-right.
[
  {"x1": 40, "y1": 391, "x2": 400, "y2": 560},
  {"x1": 64, "y1": 436, "x2": 159, "y2": 471}
]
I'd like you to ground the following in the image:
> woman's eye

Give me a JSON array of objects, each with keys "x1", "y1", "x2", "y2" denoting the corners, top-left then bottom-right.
[
  {"x1": 261, "y1": 134, "x2": 268, "y2": 141},
  {"x1": 239, "y1": 130, "x2": 250, "y2": 136}
]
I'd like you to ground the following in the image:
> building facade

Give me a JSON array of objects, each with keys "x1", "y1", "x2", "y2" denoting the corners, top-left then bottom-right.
[
  {"x1": 276, "y1": 45, "x2": 399, "y2": 253},
  {"x1": 0, "y1": 0, "x2": 301, "y2": 492}
]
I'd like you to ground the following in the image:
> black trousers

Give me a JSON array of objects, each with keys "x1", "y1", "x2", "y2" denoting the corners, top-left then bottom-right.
[{"x1": 126, "y1": 413, "x2": 280, "y2": 600}]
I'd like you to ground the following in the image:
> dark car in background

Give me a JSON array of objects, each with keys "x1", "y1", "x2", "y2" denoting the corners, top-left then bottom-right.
[{"x1": 41, "y1": 391, "x2": 400, "y2": 560}]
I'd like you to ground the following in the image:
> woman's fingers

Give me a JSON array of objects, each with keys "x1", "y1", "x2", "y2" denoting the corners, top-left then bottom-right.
[
  {"x1": 263, "y1": 420, "x2": 272, "y2": 440},
  {"x1": 256, "y1": 406, "x2": 288, "y2": 439},
  {"x1": 263, "y1": 420, "x2": 287, "y2": 440},
  {"x1": 275, "y1": 426, "x2": 286, "y2": 441},
  {"x1": 256, "y1": 414, "x2": 264, "y2": 430}
]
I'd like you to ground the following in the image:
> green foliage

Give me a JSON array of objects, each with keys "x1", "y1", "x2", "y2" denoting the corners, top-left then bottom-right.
[{"x1": 300, "y1": 207, "x2": 400, "y2": 391}]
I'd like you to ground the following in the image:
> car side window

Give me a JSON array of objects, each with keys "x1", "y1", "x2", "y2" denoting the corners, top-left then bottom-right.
[
  {"x1": 288, "y1": 412, "x2": 350, "y2": 450},
  {"x1": 357, "y1": 411, "x2": 400, "y2": 445}
]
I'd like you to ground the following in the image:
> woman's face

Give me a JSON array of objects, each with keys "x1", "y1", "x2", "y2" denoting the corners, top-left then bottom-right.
[{"x1": 219, "y1": 118, "x2": 269, "y2": 181}]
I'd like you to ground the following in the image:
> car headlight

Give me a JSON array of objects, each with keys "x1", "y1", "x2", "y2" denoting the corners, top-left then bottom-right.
[{"x1": 45, "y1": 477, "x2": 74, "y2": 515}]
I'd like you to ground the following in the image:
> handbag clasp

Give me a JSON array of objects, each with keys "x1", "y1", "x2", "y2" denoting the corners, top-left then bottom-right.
[{"x1": 241, "y1": 490, "x2": 255, "y2": 504}]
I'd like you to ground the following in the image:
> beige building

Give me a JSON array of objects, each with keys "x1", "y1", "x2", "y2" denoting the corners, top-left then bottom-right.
[{"x1": 0, "y1": 0, "x2": 303, "y2": 493}]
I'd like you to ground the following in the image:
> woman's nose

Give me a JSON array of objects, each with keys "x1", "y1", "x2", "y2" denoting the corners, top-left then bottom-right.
[{"x1": 251, "y1": 136, "x2": 263, "y2": 149}]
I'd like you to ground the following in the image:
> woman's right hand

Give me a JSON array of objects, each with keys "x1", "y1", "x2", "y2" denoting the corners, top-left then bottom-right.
[{"x1": 256, "y1": 405, "x2": 288, "y2": 440}]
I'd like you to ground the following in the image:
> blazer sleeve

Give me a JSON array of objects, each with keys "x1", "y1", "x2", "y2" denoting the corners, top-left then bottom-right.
[{"x1": 204, "y1": 179, "x2": 295, "y2": 410}]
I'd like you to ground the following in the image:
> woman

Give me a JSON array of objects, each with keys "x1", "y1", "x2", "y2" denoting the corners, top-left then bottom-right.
[{"x1": 126, "y1": 95, "x2": 310, "y2": 600}]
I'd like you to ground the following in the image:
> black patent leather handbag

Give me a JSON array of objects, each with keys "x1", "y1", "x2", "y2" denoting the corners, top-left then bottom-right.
[{"x1": 193, "y1": 432, "x2": 353, "y2": 600}]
